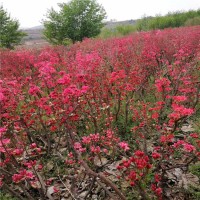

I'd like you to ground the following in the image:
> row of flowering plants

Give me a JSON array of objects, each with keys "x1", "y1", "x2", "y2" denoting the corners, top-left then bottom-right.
[{"x1": 0, "y1": 26, "x2": 200, "y2": 199}]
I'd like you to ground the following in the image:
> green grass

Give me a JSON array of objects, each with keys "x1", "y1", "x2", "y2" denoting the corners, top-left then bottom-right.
[
  {"x1": 0, "y1": 192, "x2": 17, "y2": 200},
  {"x1": 98, "y1": 24, "x2": 137, "y2": 39}
]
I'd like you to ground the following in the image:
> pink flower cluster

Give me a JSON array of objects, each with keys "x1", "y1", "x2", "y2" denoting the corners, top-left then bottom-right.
[{"x1": 12, "y1": 170, "x2": 35, "y2": 183}]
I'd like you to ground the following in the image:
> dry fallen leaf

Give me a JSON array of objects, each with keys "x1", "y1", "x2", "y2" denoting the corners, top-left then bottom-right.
[
  {"x1": 179, "y1": 173, "x2": 199, "y2": 189},
  {"x1": 121, "y1": 181, "x2": 130, "y2": 189},
  {"x1": 46, "y1": 161, "x2": 54, "y2": 171},
  {"x1": 94, "y1": 156, "x2": 108, "y2": 167},
  {"x1": 47, "y1": 186, "x2": 55, "y2": 195},
  {"x1": 181, "y1": 124, "x2": 194, "y2": 132}
]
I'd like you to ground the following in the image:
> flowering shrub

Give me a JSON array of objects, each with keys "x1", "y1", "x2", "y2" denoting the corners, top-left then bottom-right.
[{"x1": 0, "y1": 26, "x2": 200, "y2": 199}]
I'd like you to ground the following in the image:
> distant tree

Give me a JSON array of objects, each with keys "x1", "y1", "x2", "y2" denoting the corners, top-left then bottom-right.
[
  {"x1": 43, "y1": 0, "x2": 106, "y2": 44},
  {"x1": 0, "y1": 6, "x2": 26, "y2": 49}
]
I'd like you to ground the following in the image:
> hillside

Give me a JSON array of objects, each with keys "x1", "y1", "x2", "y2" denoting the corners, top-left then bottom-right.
[{"x1": 22, "y1": 26, "x2": 48, "y2": 47}]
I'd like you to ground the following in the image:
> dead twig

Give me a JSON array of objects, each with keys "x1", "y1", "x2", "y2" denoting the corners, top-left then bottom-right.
[{"x1": 56, "y1": 163, "x2": 78, "y2": 200}]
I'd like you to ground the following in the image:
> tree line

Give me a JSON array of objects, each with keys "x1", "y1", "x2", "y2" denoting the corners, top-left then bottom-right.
[{"x1": 136, "y1": 9, "x2": 200, "y2": 31}]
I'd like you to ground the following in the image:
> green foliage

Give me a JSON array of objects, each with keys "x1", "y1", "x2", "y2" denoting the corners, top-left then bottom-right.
[
  {"x1": 135, "y1": 15, "x2": 152, "y2": 31},
  {"x1": 98, "y1": 27, "x2": 117, "y2": 38},
  {"x1": 0, "y1": 6, "x2": 26, "y2": 49},
  {"x1": 115, "y1": 24, "x2": 137, "y2": 36},
  {"x1": 189, "y1": 162, "x2": 200, "y2": 179},
  {"x1": 43, "y1": 0, "x2": 106, "y2": 44},
  {"x1": 0, "y1": 192, "x2": 17, "y2": 200},
  {"x1": 136, "y1": 9, "x2": 200, "y2": 31},
  {"x1": 185, "y1": 162, "x2": 200, "y2": 199},
  {"x1": 185, "y1": 16, "x2": 200, "y2": 26},
  {"x1": 99, "y1": 24, "x2": 137, "y2": 39},
  {"x1": 187, "y1": 186, "x2": 200, "y2": 200}
]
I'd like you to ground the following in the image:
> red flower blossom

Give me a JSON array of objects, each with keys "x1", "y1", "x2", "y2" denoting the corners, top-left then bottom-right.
[
  {"x1": 119, "y1": 142, "x2": 130, "y2": 151},
  {"x1": 152, "y1": 152, "x2": 161, "y2": 159}
]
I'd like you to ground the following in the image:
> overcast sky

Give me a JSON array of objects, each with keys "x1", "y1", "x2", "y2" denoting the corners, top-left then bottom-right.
[{"x1": 0, "y1": 0, "x2": 200, "y2": 28}]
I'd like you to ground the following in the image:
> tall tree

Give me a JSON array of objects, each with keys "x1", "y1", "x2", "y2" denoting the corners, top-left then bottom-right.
[
  {"x1": 0, "y1": 6, "x2": 26, "y2": 49},
  {"x1": 43, "y1": 0, "x2": 106, "y2": 44}
]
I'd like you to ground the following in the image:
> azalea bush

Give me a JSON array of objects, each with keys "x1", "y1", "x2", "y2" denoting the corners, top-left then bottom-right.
[{"x1": 0, "y1": 26, "x2": 200, "y2": 200}]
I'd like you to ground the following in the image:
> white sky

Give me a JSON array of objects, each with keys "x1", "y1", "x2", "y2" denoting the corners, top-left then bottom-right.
[{"x1": 0, "y1": 0, "x2": 200, "y2": 28}]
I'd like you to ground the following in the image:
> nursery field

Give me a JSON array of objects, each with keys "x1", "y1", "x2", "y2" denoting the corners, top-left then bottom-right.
[{"x1": 0, "y1": 26, "x2": 200, "y2": 200}]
